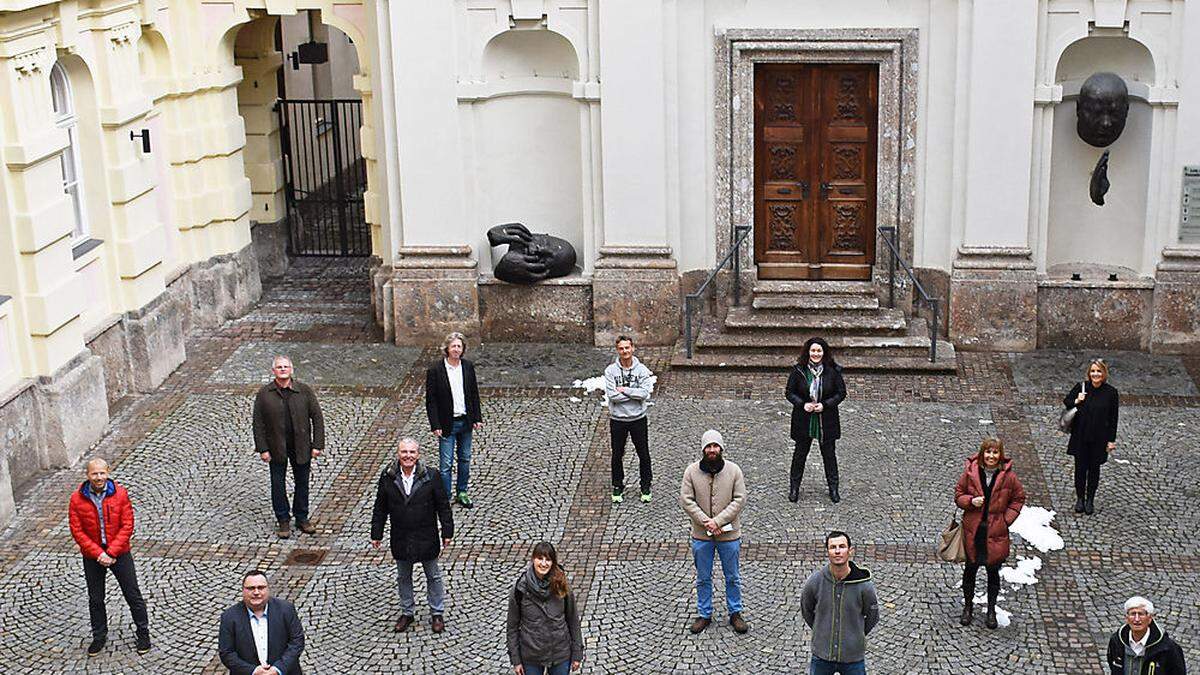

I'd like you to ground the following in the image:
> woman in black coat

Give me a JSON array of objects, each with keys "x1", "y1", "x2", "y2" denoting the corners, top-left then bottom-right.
[
  {"x1": 1063, "y1": 358, "x2": 1119, "y2": 515},
  {"x1": 785, "y1": 337, "x2": 847, "y2": 504}
]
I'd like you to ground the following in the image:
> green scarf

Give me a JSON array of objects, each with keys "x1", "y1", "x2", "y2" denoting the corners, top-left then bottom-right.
[{"x1": 803, "y1": 367, "x2": 821, "y2": 440}]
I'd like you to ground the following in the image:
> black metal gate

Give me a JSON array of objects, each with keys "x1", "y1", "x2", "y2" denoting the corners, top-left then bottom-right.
[{"x1": 277, "y1": 99, "x2": 370, "y2": 256}]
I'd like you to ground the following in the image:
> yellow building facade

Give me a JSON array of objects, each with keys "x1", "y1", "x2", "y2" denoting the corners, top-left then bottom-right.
[{"x1": 0, "y1": 0, "x2": 383, "y2": 527}]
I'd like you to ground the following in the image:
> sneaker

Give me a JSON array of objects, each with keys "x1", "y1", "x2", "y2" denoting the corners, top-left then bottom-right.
[
  {"x1": 394, "y1": 615, "x2": 414, "y2": 632},
  {"x1": 729, "y1": 612, "x2": 749, "y2": 634},
  {"x1": 457, "y1": 493, "x2": 474, "y2": 509},
  {"x1": 640, "y1": 490, "x2": 652, "y2": 503},
  {"x1": 431, "y1": 615, "x2": 445, "y2": 633},
  {"x1": 688, "y1": 617, "x2": 711, "y2": 634},
  {"x1": 87, "y1": 637, "x2": 105, "y2": 657},
  {"x1": 296, "y1": 520, "x2": 317, "y2": 534},
  {"x1": 276, "y1": 520, "x2": 291, "y2": 539},
  {"x1": 136, "y1": 633, "x2": 152, "y2": 654},
  {"x1": 611, "y1": 487, "x2": 624, "y2": 503}
]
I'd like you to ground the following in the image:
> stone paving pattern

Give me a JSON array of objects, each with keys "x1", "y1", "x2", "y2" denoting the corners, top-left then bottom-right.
[{"x1": 0, "y1": 257, "x2": 1197, "y2": 673}]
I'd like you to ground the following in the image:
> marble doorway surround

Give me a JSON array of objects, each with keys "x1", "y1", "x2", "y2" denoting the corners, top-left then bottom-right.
[{"x1": 715, "y1": 28, "x2": 919, "y2": 299}]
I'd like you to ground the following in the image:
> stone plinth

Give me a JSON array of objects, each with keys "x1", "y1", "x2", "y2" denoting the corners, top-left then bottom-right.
[
  {"x1": 1151, "y1": 248, "x2": 1200, "y2": 354},
  {"x1": 34, "y1": 351, "x2": 108, "y2": 469},
  {"x1": 251, "y1": 218, "x2": 290, "y2": 280},
  {"x1": 1037, "y1": 278, "x2": 1154, "y2": 350},
  {"x1": 123, "y1": 290, "x2": 187, "y2": 392},
  {"x1": 949, "y1": 247, "x2": 1037, "y2": 351},
  {"x1": 479, "y1": 274, "x2": 593, "y2": 343},
  {"x1": 592, "y1": 247, "x2": 679, "y2": 347},
  {"x1": 390, "y1": 247, "x2": 480, "y2": 345}
]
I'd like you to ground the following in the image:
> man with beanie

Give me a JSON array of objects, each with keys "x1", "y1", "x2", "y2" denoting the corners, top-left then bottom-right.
[
  {"x1": 679, "y1": 429, "x2": 748, "y2": 634},
  {"x1": 604, "y1": 335, "x2": 655, "y2": 503},
  {"x1": 801, "y1": 531, "x2": 879, "y2": 675}
]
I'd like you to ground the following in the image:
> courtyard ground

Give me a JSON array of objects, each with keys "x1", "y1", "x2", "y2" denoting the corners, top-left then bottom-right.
[{"x1": 0, "y1": 258, "x2": 1196, "y2": 674}]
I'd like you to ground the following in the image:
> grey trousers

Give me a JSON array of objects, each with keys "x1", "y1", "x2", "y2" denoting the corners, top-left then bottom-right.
[{"x1": 396, "y1": 558, "x2": 445, "y2": 616}]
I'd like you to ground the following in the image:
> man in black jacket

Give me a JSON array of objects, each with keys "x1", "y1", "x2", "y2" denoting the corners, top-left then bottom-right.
[
  {"x1": 1107, "y1": 596, "x2": 1187, "y2": 675},
  {"x1": 425, "y1": 332, "x2": 483, "y2": 508},
  {"x1": 218, "y1": 570, "x2": 305, "y2": 675},
  {"x1": 253, "y1": 355, "x2": 325, "y2": 539},
  {"x1": 371, "y1": 438, "x2": 454, "y2": 633}
]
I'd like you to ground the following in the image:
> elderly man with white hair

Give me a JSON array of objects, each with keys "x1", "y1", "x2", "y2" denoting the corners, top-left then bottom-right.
[{"x1": 1106, "y1": 596, "x2": 1187, "y2": 674}]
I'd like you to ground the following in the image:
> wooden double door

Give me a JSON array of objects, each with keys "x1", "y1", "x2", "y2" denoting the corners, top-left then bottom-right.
[{"x1": 753, "y1": 63, "x2": 879, "y2": 280}]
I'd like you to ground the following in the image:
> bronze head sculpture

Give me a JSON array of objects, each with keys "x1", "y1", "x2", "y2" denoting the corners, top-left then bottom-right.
[{"x1": 1076, "y1": 72, "x2": 1129, "y2": 148}]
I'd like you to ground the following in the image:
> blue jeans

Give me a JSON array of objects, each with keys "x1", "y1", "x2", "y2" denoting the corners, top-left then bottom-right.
[
  {"x1": 396, "y1": 559, "x2": 445, "y2": 615},
  {"x1": 810, "y1": 656, "x2": 866, "y2": 675},
  {"x1": 521, "y1": 662, "x2": 570, "y2": 675},
  {"x1": 690, "y1": 537, "x2": 742, "y2": 618},
  {"x1": 438, "y1": 418, "x2": 473, "y2": 496},
  {"x1": 269, "y1": 454, "x2": 310, "y2": 523}
]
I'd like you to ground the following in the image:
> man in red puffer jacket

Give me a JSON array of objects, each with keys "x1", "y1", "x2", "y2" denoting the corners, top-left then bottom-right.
[{"x1": 68, "y1": 458, "x2": 151, "y2": 657}]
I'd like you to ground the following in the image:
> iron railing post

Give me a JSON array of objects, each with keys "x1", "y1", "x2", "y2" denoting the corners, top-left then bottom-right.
[
  {"x1": 887, "y1": 227, "x2": 896, "y2": 309},
  {"x1": 685, "y1": 295, "x2": 694, "y2": 359},
  {"x1": 930, "y1": 298, "x2": 940, "y2": 362}
]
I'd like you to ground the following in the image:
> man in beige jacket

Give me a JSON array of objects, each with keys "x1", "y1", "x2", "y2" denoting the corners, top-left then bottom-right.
[{"x1": 679, "y1": 429, "x2": 748, "y2": 634}]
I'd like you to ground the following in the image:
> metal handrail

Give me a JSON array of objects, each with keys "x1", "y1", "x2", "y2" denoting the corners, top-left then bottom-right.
[
  {"x1": 878, "y1": 225, "x2": 941, "y2": 362},
  {"x1": 684, "y1": 224, "x2": 752, "y2": 358}
]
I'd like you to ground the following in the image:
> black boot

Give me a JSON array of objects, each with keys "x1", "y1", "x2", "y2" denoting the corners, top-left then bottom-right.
[
  {"x1": 960, "y1": 600, "x2": 973, "y2": 626},
  {"x1": 828, "y1": 481, "x2": 841, "y2": 504},
  {"x1": 985, "y1": 604, "x2": 998, "y2": 629},
  {"x1": 788, "y1": 467, "x2": 803, "y2": 503},
  {"x1": 1084, "y1": 497, "x2": 1095, "y2": 515},
  {"x1": 1074, "y1": 496, "x2": 1085, "y2": 513}
]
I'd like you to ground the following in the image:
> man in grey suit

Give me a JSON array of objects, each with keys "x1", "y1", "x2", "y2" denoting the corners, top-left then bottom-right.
[{"x1": 218, "y1": 570, "x2": 305, "y2": 675}]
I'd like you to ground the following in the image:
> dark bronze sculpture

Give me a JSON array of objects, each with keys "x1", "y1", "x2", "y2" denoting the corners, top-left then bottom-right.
[
  {"x1": 487, "y1": 223, "x2": 577, "y2": 283},
  {"x1": 1076, "y1": 72, "x2": 1129, "y2": 206}
]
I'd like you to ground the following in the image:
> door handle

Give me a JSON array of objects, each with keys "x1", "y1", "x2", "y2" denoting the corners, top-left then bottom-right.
[
  {"x1": 779, "y1": 187, "x2": 792, "y2": 194},
  {"x1": 800, "y1": 181, "x2": 810, "y2": 199},
  {"x1": 820, "y1": 182, "x2": 831, "y2": 199}
]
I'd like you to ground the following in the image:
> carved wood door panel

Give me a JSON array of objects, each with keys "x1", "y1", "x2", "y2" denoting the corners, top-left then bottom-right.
[{"x1": 753, "y1": 63, "x2": 878, "y2": 280}]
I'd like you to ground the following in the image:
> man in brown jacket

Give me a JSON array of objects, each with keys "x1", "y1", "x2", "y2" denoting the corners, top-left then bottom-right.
[
  {"x1": 252, "y1": 355, "x2": 325, "y2": 538},
  {"x1": 679, "y1": 429, "x2": 748, "y2": 635}
]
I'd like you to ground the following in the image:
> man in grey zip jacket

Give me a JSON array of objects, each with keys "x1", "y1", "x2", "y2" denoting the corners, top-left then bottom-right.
[
  {"x1": 604, "y1": 335, "x2": 656, "y2": 503},
  {"x1": 801, "y1": 531, "x2": 879, "y2": 675}
]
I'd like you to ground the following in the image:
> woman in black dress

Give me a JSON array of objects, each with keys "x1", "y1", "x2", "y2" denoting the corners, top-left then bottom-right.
[
  {"x1": 785, "y1": 337, "x2": 847, "y2": 504},
  {"x1": 1063, "y1": 358, "x2": 1119, "y2": 515}
]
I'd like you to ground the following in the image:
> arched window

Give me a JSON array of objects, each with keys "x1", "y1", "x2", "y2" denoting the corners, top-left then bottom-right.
[{"x1": 50, "y1": 62, "x2": 88, "y2": 240}]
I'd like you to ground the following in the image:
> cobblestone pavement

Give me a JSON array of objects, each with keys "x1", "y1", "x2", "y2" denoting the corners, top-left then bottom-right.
[{"x1": 1, "y1": 257, "x2": 1197, "y2": 673}]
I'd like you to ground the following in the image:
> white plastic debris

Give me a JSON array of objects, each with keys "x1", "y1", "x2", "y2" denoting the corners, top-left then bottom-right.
[{"x1": 1009, "y1": 506, "x2": 1064, "y2": 553}]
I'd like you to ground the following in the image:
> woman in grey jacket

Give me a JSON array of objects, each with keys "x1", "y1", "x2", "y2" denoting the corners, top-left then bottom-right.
[{"x1": 506, "y1": 542, "x2": 583, "y2": 675}]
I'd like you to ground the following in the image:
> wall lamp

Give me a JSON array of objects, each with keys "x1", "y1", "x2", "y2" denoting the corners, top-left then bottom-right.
[{"x1": 130, "y1": 129, "x2": 151, "y2": 153}]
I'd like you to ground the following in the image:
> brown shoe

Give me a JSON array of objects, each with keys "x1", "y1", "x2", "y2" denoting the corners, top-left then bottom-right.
[
  {"x1": 276, "y1": 520, "x2": 291, "y2": 539},
  {"x1": 688, "y1": 617, "x2": 711, "y2": 634},
  {"x1": 431, "y1": 615, "x2": 445, "y2": 633},
  {"x1": 394, "y1": 615, "x2": 414, "y2": 632},
  {"x1": 729, "y1": 612, "x2": 749, "y2": 634},
  {"x1": 296, "y1": 520, "x2": 317, "y2": 534}
]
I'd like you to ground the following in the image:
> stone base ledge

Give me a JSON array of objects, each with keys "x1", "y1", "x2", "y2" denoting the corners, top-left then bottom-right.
[
  {"x1": 479, "y1": 274, "x2": 593, "y2": 343},
  {"x1": 1150, "y1": 247, "x2": 1200, "y2": 354},
  {"x1": 949, "y1": 247, "x2": 1036, "y2": 352},
  {"x1": 593, "y1": 248, "x2": 679, "y2": 347},
  {"x1": 391, "y1": 249, "x2": 480, "y2": 344}
]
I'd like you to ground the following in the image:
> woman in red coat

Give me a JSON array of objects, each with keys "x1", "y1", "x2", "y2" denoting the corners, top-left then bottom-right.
[{"x1": 954, "y1": 437, "x2": 1026, "y2": 629}]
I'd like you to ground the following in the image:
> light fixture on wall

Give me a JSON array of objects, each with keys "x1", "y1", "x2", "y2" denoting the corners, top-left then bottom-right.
[{"x1": 130, "y1": 129, "x2": 151, "y2": 153}]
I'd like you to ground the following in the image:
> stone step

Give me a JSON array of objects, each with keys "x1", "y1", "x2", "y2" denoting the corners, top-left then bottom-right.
[
  {"x1": 751, "y1": 294, "x2": 880, "y2": 312},
  {"x1": 670, "y1": 349, "x2": 958, "y2": 373},
  {"x1": 694, "y1": 331, "x2": 953, "y2": 358},
  {"x1": 752, "y1": 280, "x2": 876, "y2": 296},
  {"x1": 723, "y1": 306, "x2": 907, "y2": 335}
]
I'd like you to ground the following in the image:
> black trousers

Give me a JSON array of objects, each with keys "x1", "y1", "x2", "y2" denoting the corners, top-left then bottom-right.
[
  {"x1": 270, "y1": 451, "x2": 311, "y2": 523},
  {"x1": 963, "y1": 560, "x2": 1002, "y2": 607},
  {"x1": 610, "y1": 417, "x2": 651, "y2": 492},
  {"x1": 791, "y1": 438, "x2": 838, "y2": 486},
  {"x1": 83, "y1": 553, "x2": 149, "y2": 640},
  {"x1": 1073, "y1": 455, "x2": 1101, "y2": 500}
]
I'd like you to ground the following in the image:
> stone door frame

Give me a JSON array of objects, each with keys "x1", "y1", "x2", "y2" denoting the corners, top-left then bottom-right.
[{"x1": 715, "y1": 28, "x2": 919, "y2": 298}]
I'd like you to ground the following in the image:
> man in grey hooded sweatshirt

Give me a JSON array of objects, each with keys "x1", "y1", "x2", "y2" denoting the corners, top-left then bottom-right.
[
  {"x1": 680, "y1": 429, "x2": 748, "y2": 634},
  {"x1": 604, "y1": 335, "x2": 655, "y2": 503},
  {"x1": 801, "y1": 530, "x2": 879, "y2": 675}
]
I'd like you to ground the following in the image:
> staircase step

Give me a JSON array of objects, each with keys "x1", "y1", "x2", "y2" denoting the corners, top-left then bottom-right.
[
  {"x1": 670, "y1": 349, "x2": 958, "y2": 373},
  {"x1": 752, "y1": 294, "x2": 880, "y2": 312},
  {"x1": 694, "y1": 331, "x2": 952, "y2": 358},
  {"x1": 723, "y1": 307, "x2": 906, "y2": 335},
  {"x1": 752, "y1": 280, "x2": 876, "y2": 296}
]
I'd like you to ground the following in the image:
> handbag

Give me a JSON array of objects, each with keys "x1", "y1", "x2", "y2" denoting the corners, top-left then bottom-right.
[
  {"x1": 938, "y1": 514, "x2": 966, "y2": 563},
  {"x1": 1057, "y1": 380, "x2": 1086, "y2": 433}
]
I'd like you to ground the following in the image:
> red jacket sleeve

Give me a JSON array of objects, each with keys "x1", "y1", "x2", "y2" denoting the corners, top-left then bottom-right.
[
  {"x1": 1004, "y1": 473, "x2": 1026, "y2": 526},
  {"x1": 104, "y1": 487, "x2": 135, "y2": 558},
  {"x1": 68, "y1": 493, "x2": 105, "y2": 560},
  {"x1": 954, "y1": 468, "x2": 975, "y2": 510}
]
